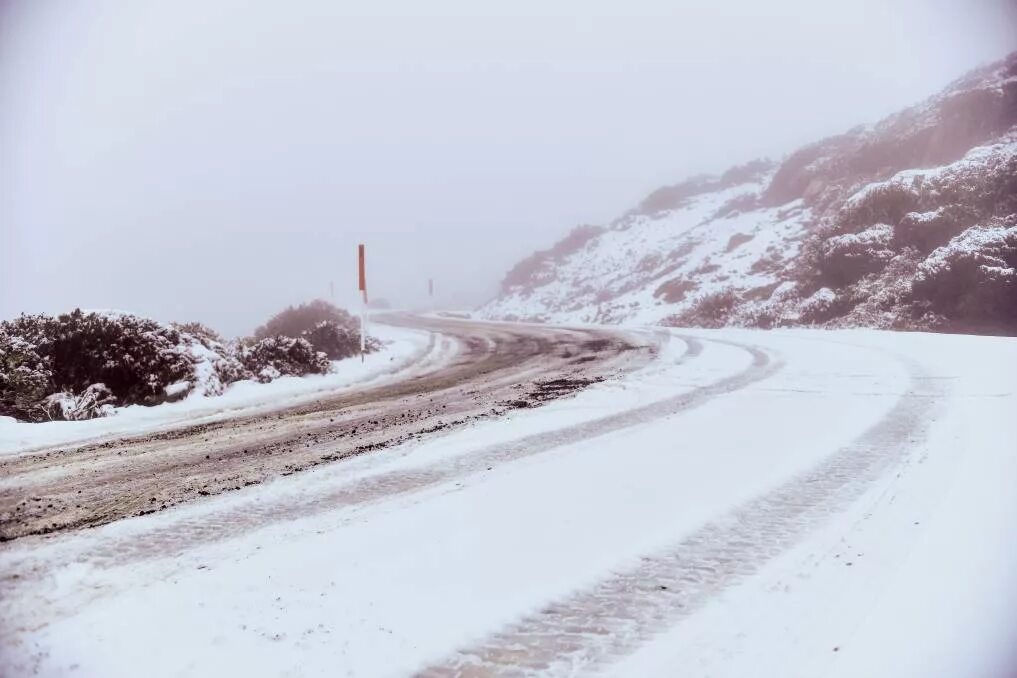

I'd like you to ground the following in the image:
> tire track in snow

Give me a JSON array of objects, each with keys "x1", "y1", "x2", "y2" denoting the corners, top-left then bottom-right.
[
  {"x1": 0, "y1": 321, "x2": 650, "y2": 541},
  {"x1": 416, "y1": 349, "x2": 945, "y2": 677},
  {"x1": 23, "y1": 334, "x2": 779, "y2": 570}
]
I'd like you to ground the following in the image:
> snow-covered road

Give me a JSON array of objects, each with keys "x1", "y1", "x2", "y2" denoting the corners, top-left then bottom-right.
[{"x1": 1, "y1": 323, "x2": 1015, "y2": 677}]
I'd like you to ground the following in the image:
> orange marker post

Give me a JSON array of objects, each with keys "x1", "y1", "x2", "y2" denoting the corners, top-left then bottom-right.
[{"x1": 358, "y1": 244, "x2": 367, "y2": 361}]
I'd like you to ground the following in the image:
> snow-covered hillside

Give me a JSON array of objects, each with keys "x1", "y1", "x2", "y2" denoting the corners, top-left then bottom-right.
[{"x1": 481, "y1": 52, "x2": 1017, "y2": 333}]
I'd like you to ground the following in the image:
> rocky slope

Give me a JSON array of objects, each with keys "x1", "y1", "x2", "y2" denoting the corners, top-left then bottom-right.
[{"x1": 480, "y1": 52, "x2": 1017, "y2": 334}]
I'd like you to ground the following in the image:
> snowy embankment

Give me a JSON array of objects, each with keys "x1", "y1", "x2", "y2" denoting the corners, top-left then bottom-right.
[
  {"x1": 0, "y1": 325, "x2": 436, "y2": 457},
  {"x1": 1, "y1": 326, "x2": 1015, "y2": 677}
]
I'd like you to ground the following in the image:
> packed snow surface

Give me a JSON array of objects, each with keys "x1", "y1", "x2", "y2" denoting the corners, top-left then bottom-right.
[{"x1": 1, "y1": 325, "x2": 1015, "y2": 677}]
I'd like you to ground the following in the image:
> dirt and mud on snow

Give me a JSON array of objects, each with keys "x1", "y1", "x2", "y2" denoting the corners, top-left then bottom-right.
[{"x1": 0, "y1": 315, "x2": 656, "y2": 542}]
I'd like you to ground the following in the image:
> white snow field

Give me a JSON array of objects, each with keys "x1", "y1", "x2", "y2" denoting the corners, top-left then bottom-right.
[{"x1": 1, "y1": 325, "x2": 1015, "y2": 677}]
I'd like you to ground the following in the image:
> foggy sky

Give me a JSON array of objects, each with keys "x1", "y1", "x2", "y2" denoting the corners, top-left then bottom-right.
[{"x1": 2, "y1": 0, "x2": 1015, "y2": 337}]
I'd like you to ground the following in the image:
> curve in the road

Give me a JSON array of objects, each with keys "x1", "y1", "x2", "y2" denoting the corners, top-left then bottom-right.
[
  {"x1": 416, "y1": 345, "x2": 946, "y2": 677},
  {"x1": 47, "y1": 333, "x2": 781, "y2": 569},
  {"x1": 0, "y1": 317, "x2": 654, "y2": 542}
]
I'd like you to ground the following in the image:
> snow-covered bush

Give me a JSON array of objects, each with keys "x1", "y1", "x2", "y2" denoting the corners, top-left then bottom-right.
[
  {"x1": 0, "y1": 332, "x2": 52, "y2": 421},
  {"x1": 171, "y1": 321, "x2": 226, "y2": 346},
  {"x1": 43, "y1": 383, "x2": 117, "y2": 421},
  {"x1": 839, "y1": 183, "x2": 920, "y2": 233},
  {"x1": 910, "y1": 221, "x2": 1017, "y2": 332},
  {"x1": 797, "y1": 287, "x2": 841, "y2": 324},
  {"x1": 299, "y1": 321, "x2": 379, "y2": 360},
  {"x1": 894, "y1": 205, "x2": 979, "y2": 252},
  {"x1": 254, "y1": 300, "x2": 357, "y2": 341},
  {"x1": 0, "y1": 307, "x2": 369, "y2": 422},
  {"x1": 236, "y1": 336, "x2": 332, "y2": 383},
  {"x1": 740, "y1": 303, "x2": 784, "y2": 329},
  {"x1": 664, "y1": 290, "x2": 741, "y2": 328},
  {"x1": 252, "y1": 299, "x2": 378, "y2": 361},
  {"x1": 251, "y1": 300, "x2": 376, "y2": 361},
  {"x1": 653, "y1": 277, "x2": 697, "y2": 304},
  {"x1": 835, "y1": 248, "x2": 924, "y2": 329},
  {"x1": 814, "y1": 224, "x2": 897, "y2": 287},
  {"x1": 0, "y1": 310, "x2": 193, "y2": 421}
]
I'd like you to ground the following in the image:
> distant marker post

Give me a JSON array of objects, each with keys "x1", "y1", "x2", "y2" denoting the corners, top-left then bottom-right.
[{"x1": 358, "y1": 243, "x2": 367, "y2": 362}]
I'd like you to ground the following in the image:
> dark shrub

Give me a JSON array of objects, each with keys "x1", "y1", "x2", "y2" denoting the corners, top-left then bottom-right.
[
  {"x1": 653, "y1": 278, "x2": 697, "y2": 303},
  {"x1": 254, "y1": 300, "x2": 357, "y2": 341},
  {"x1": 812, "y1": 224, "x2": 896, "y2": 287},
  {"x1": 839, "y1": 183, "x2": 920, "y2": 233},
  {"x1": 0, "y1": 306, "x2": 381, "y2": 422},
  {"x1": 238, "y1": 336, "x2": 332, "y2": 383},
  {"x1": 798, "y1": 288, "x2": 849, "y2": 324},
  {"x1": 910, "y1": 222, "x2": 1017, "y2": 333},
  {"x1": 172, "y1": 321, "x2": 225, "y2": 347},
  {"x1": 253, "y1": 300, "x2": 376, "y2": 360},
  {"x1": 0, "y1": 310, "x2": 192, "y2": 421},
  {"x1": 0, "y1": 332, "x2": 52, "y2": 421},
  {"x1": 44, "y1": 383, "x2": 117, "y2": 421},
  {"x1": 665, "y1": 290, "x2": 741, "y2": 328},
  {"x1": 894, "y1": 204, "x2": 980, "y2": 252},
  {"x1": 743, "y1": 305, "x2": 780, "y2": 329},
  {"x1": 299, "y1": 321, "x2": 380, "y2": 360},
  {"x1": 742, "y1": 281, "x2": 783, "y2": 302}
]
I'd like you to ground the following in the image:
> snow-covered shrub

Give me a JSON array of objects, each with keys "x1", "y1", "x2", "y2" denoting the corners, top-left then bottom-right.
[
  {"x1": 178, "y1": 336, "x2": 241, "y2": 398},
  {"x1": 253, "y1": 300, "x2": 377, "y2": 361},
  {"x1": 749, "y1": 249, "x2": 785, "y2": 275},
  {"x1": 653, "y1": 277, "x2": 697, "y2": 303},
  {"x1": 797, "y1": 287, "x2": 840, "y2": 324},
  {"x1": 664, "y1": 290, "x2": 741, "y2": 328},
  {"x1": 0, "y1": 331, "x2": 52, "y2": 421},
  {"x1": 171, "y1": 321, "x2": 225, "y2": 346},
  {"x1": 0, "y1": 310, "x2": 193, "y2": 421},
  {"x1": 837, "y1": 248, "x2": 924, "y2": 329},
  {"x1": 299, "y1": 321, "x2": 379, "y2": 360},
  {"x1": 166, "y1": 322, "x2": 252, "y2": 397},
  {"x1": 814, "y1": 224, "x2": 896, "y2": 287},
  {"x1": 910, "y1": 221, "x2": 1017, "y2": 332},
  {"x1": 740, "y1": 303, "x2": 782, "y2": 329},
  {"x1": 43, "y1": 383, "x2": 117, "y2": 421},
  {"x1": 840, "y1": 180, "x2": 921, "y2": 233},
  {"x1": 0, "y1": 305, "x2": 387, "y2": 422},
  {"x1": 254, "y1": 300, "x2": 357, "y2": 341},
  {"x1": 237, "y1": 336, "x2": 331, "y2": 383},
  {"x1": 894, "y1": 205, "x2": 979, "y2": 252}
]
